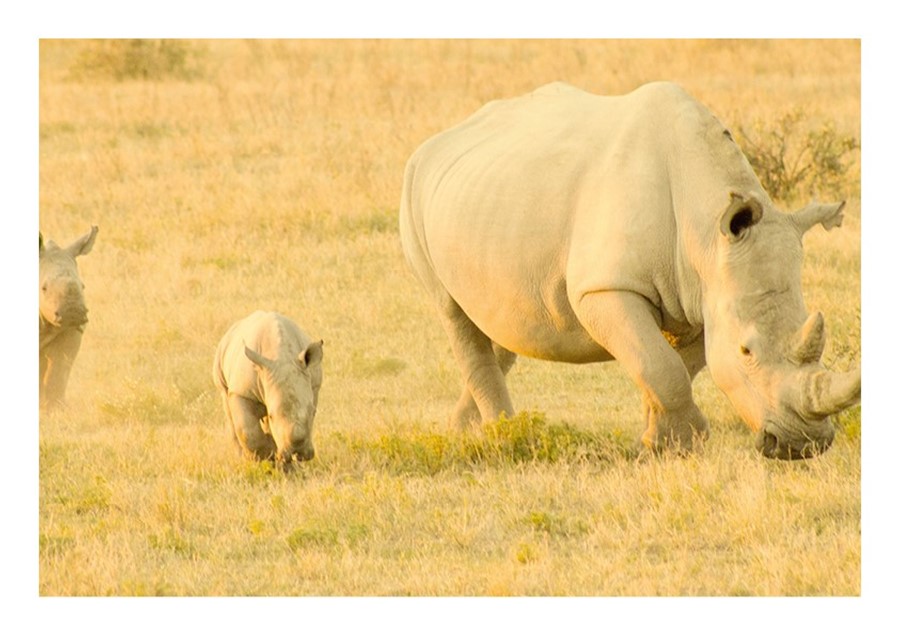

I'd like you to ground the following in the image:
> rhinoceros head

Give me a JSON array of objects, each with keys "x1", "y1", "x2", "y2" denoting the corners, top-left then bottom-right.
[
  {"x1": 244, "y1": 341, "x2": 324, "y2": 465},
  {"x1": 703, "y1": 193, "x2": 860, "y2": 459},
  {"x1": 39, "y1": 226, "x2": 98, "y2": 329}
]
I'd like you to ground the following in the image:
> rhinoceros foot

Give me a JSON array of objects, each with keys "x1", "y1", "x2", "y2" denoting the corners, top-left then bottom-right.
[{"x1": 640, "y1": 401, "x2": 710, "y2": 456}]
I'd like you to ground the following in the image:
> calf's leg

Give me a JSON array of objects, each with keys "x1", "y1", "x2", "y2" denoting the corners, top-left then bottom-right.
[{"x1": 39, "y1": 328, "x2": 83, "y2": 409}]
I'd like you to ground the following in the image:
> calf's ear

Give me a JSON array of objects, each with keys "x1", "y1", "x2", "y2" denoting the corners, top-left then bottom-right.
[
  {"x1": 299, "y1": 340, "x2": 324, "y2": 369},
  {"x1": 65, "y1": 225, "x2": 99, "y2": 258}
]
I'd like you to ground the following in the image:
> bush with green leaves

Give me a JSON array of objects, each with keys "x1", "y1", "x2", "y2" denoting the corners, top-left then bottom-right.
[{"x1": 737, "y1": 111, "x2": 859, "y2": 204}]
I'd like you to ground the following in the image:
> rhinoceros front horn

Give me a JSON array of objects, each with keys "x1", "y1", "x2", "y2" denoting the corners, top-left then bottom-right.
[
  {"x1": 790, "y1": 312, "x2": 826, "y2": 366},
  {"x1": 791, "y1": 367, "x2": 861, "y2": 420}
]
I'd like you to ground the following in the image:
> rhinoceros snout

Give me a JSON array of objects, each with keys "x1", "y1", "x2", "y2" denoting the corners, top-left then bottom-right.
[
  {"x1": 755, "y1": 425, "x2": 834, "y2": 460},
  {"x1": 277, "y1": 445, "x2": 315, "y2": 465}
]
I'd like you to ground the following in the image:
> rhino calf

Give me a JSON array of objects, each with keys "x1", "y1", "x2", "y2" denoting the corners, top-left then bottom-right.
[
  {"x1": 213, "y1": 311, "x2": 324, "y2": 467},
  {"x1": 39, "y1": 226, "x2": 98, "y2": 409}
]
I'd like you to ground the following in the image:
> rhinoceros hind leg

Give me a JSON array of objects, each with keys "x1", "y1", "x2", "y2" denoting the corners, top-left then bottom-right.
[
  {"x1": 451, "y1": 342, "x2": 517, "y2": 429},
  {"x1": 576, "y1": 290, "x2": 709, "y2": 452},
  {"x1": 439, "y1": 300, "x2": 515, "y2": 429}
]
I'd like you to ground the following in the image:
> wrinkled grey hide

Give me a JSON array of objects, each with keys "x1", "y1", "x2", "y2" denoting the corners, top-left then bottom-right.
[
  {"x1": 399, "y1": 81, "x2": 860, "y2": 460},
  {"x1": 213, "y1": 311, "x2": 323, "y2": 467},
  {"x1": 39, "y1": 226, "x2": 98, "y2": 409}
]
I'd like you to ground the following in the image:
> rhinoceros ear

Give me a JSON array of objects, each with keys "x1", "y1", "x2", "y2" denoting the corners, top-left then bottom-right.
[
  {"x1": 720, "y1": 193, "x2": 763, "y2": 241},
  {"x1": 298, "y1": 340, "x2": 324, "y2": 369},
  {"x1": 791, "y1": 201, "x2": 846, "y2": 235},
  {"x1": 65, "y1": 225, "x2": 99, "y2": 258},
  {"x1": 39, "y1": 232, "x2": 44, "y2": 254}
]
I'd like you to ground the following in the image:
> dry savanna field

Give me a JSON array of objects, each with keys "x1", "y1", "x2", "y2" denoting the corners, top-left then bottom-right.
[{"x1": 38, "y1": 40, "x2": 861, "y2": 597}]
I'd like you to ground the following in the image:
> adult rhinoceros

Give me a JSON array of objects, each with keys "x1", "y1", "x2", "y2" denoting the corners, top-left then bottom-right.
[{"x1": 399, "y1": 81, "x2": 860, "y2": 460}]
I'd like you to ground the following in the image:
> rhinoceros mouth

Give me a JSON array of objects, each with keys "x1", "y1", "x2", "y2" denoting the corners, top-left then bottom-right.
[
  {"x1": 755, "y1": 425, "x2": 834, "y2": 460},
  {"x1": 44, "y1": 308, "x2": 89, "y2": 328},
  {"x1": 277, "y1": 446, "x2": 315, "y2": 465}
]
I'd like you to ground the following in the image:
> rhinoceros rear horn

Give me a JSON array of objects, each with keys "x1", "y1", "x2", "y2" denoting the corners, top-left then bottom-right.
[
  {"x1": 790, "y1": 312, "x2": 826, "y2": 366},
  {"x1": 793, "y1": 367, "x2": 861, "y2": 419}
]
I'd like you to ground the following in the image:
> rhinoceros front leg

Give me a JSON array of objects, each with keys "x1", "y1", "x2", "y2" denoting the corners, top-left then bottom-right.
[
  {"x1": 226, "y1": 393, "x2": 276, "y2": 461},
  {"x1": 439, "y1": 299, "x2": 515, "y2": 429},
  {"x1": 451, "y1": 342, "x2": 517, "y2": 428},
  {"x1": 39, "y1": 328, "x2": 83, "y2": 409},
  {"x1": 577, "y1": 290, "x2": 709, "y2": 452}
]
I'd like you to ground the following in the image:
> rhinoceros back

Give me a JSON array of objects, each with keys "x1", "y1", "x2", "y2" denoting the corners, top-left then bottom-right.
[
  {"x1": 400, "y1": 82, "x2": 701, "y2": 362},
  {"x1": 213, "y1": 311, "x2": 311, "y2": 400}
]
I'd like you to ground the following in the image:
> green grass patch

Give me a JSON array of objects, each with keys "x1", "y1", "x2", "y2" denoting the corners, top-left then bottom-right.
[
  {"x1": 98, "y1": 388, "x2": 186, "y2": 426},
  {"x1": 524, "y1": 510, "x2": 591, "y2": 538},
  {"x1": 286, "y1": 523, "x2": 369, "y2": 552},
  {"x1": 68, "y1": 39, "x2": 207, "y2": 81},
  {"x1": 835, "y1": 406, "x2": 861, "y2": 442},
  {"x1": 340, "y1": 208, "x2": 397, "y2": 236},
  {"x1": 335, "y1": 412, "x2": 630, "y2": 476}
]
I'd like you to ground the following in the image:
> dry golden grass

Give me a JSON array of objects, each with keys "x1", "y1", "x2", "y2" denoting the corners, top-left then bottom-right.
[{"x1": 38, "y1": 39, "x2": 860, "y2": 597}]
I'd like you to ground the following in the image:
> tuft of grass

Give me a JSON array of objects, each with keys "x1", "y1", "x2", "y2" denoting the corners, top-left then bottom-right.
[
  {"x1": 475, "y1": 412, "x2": 626, "y2": 464},
  {"x1": 834, "y1": 406, "x2": 861, "y2": 442},
  {"x1": 336, "y1": 412, "x2": 630, "y2": 476},
  {"x1": 524, "y1": 510, "x2": 591, "y2": 538},
  {"x1": 286, "y1": 523, "x2": 369, "y2": 552},
  {"x1": 147, "y1": 528, "x2": 195, "y2": 556},
  {"x1": 67, "y1": 39, "x2": 206, "y2": 81},
  {"x1": 514, "y1": 541, "x2": 540, "y2": 565},
  {"x1": 98, "y1": 389, "x2": 186, "y2": 426}
]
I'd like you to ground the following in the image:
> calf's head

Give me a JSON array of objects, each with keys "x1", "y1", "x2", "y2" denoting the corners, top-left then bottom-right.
[
  {"x1": 244, "y1": 341, "x2": 324, "y2": 465},
  {"x1": 704, "y1": 194, "x2": 860, "y2": 460},
  {"x1": 39, "y1": 226, "x2": 98, "y2": 329}
]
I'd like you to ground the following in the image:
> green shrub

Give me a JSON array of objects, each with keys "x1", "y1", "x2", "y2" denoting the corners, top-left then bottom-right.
[{"x1": 737, "y1": 111, "x2": 859, "y2": 203}]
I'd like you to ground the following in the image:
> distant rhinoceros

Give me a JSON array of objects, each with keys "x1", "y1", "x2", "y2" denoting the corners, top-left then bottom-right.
[
  {"x1": 399, "y1": 81, "x2": 860, "y2": 460},
  {"x1": 213, "y1": 311, "x2": 324, "y2": 466},
  {"x1": 39, "y1": 226, "x2": 98, "y2": 409}
]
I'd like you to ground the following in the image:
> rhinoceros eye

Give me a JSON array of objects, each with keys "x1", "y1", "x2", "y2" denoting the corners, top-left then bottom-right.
[{"x1": 740, "y1": 345, "x2": 752, "y2": 357}]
